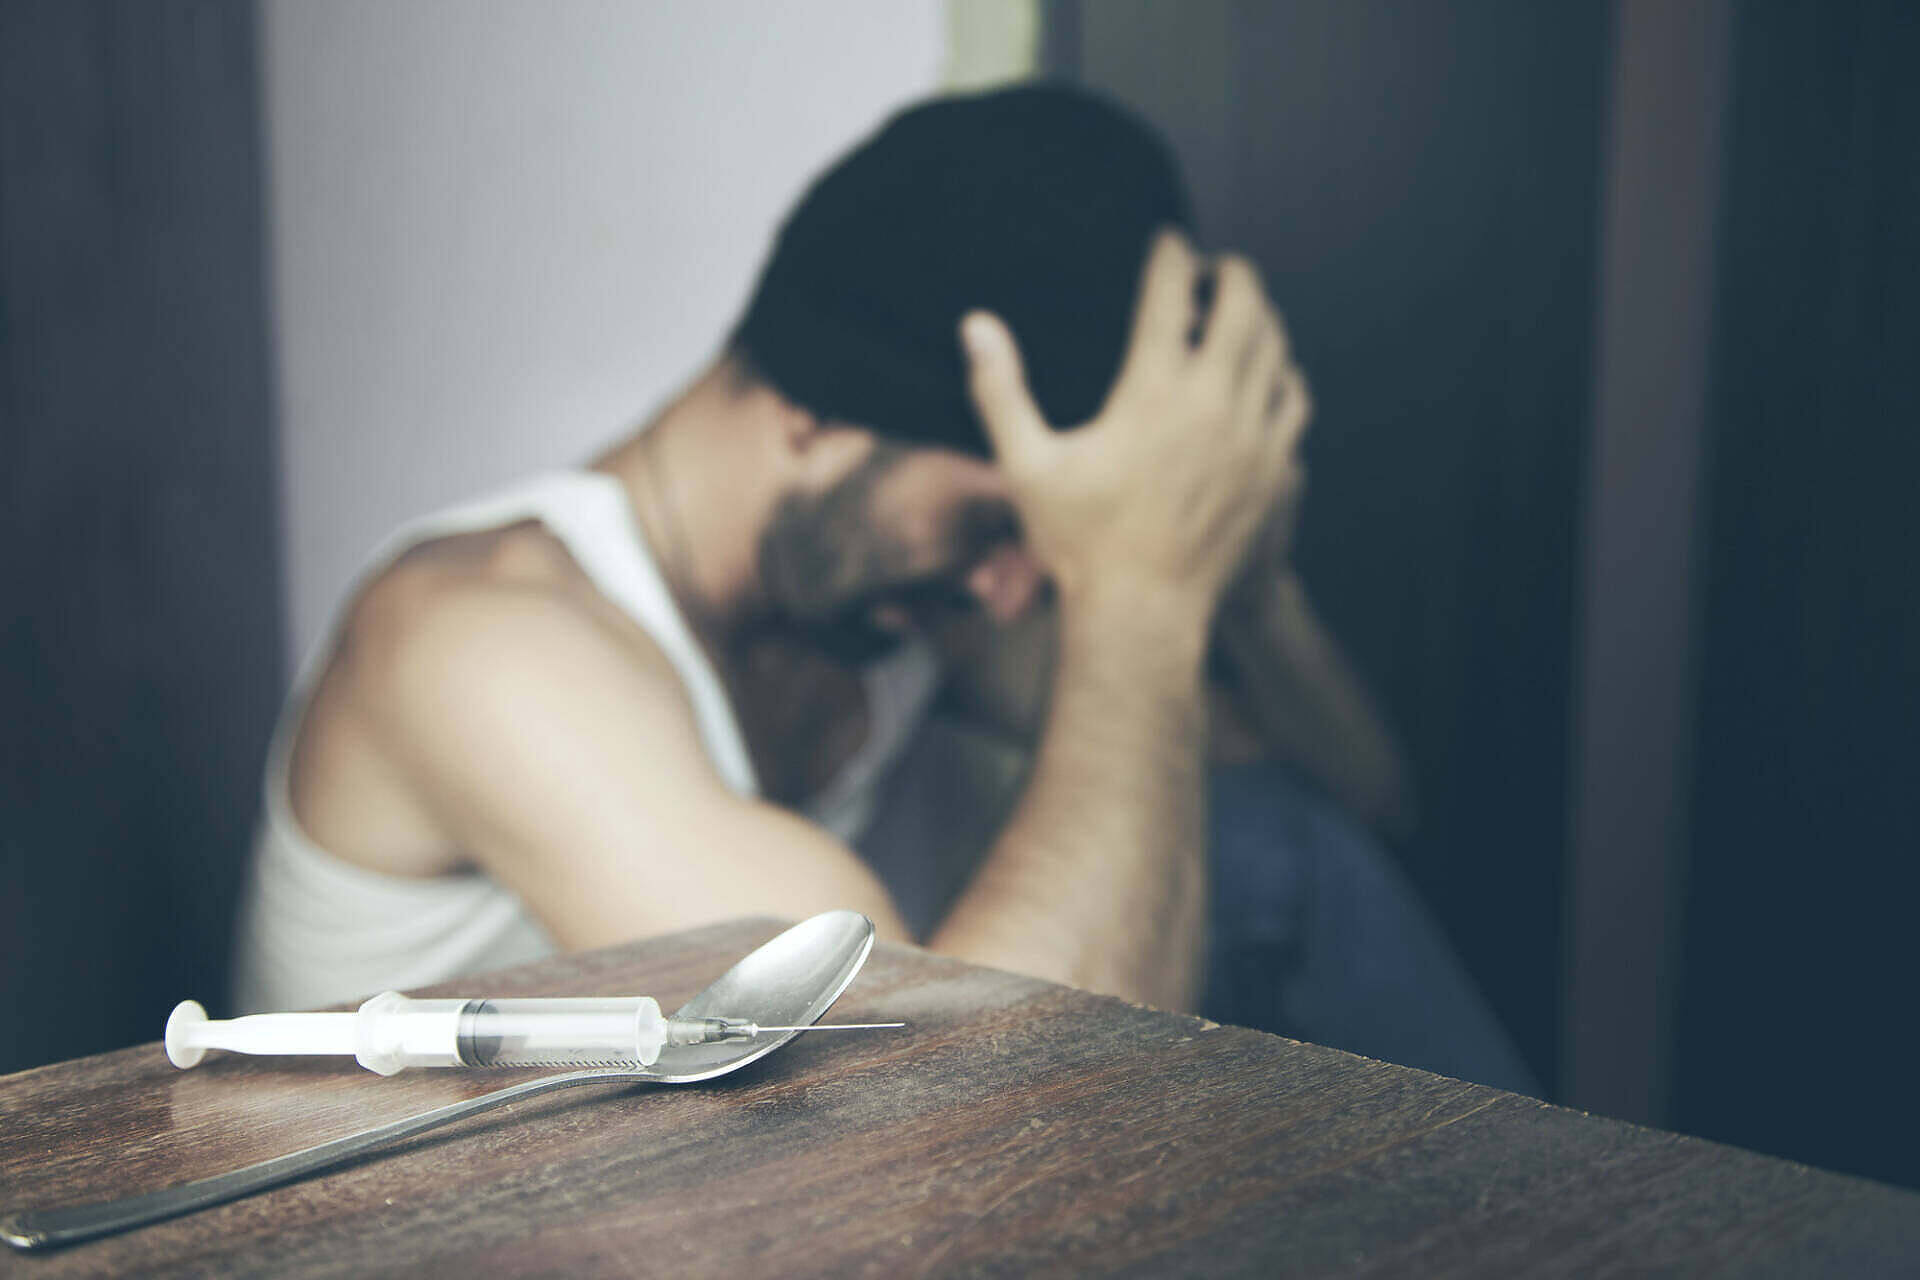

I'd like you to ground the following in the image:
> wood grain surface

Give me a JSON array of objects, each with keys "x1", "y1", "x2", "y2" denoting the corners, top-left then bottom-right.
[{"x1": 2, "y1": 918, "x2": 1916, "y2": 1277}]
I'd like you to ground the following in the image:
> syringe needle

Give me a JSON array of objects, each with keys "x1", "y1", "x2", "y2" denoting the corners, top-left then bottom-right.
[{"x1": 661, "y1": 1015, "x2": 905, "y2": 1048}]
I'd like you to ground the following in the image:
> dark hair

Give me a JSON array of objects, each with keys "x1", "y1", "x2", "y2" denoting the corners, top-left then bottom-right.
[{"x1": 730, "y1": 83, "x2": 1194, "y2": 458}]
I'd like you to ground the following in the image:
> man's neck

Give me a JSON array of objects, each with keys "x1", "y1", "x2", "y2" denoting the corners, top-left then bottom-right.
[
  {"x1": 592, "y1": 367, "x2": 880, "y2": 804},
  {"x1": 592, "y1": 363, "x2": 771, "y2": 655}
]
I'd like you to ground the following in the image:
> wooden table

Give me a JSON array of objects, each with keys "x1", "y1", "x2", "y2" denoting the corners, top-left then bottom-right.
[{"x1": 3, "y1": 918, "x2": 1916, "y2": 1277}]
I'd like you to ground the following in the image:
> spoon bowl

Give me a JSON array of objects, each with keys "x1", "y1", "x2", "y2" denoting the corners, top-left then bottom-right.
[{"x1": 653, "y1": 908, "x2": 878, "y2": 1080}]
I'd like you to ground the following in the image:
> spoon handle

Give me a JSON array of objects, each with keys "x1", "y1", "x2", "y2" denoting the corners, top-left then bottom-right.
[{"x1": 0, "y1": 1069, "x2": 648, "y2": 1252}]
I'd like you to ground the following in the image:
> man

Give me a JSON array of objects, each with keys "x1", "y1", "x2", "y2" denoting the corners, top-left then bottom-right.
[{"x1": 236, "y1": 86, "x2": 1532, "y2": 1091}]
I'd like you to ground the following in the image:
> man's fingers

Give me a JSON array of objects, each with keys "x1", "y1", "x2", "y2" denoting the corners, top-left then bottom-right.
[
  {"x1": 1115, "y1": 229, "x2": 1201, "y2": 390},
  {"x1": 961, "y1": 310, "x2": 1050, "y2": 468},
  {"x1": 1235, "y1": 318, "x2": 1283, "y2": 435},
  {"x1": 1199, "y1": 255, "x2": 1268, "y2": 378}
]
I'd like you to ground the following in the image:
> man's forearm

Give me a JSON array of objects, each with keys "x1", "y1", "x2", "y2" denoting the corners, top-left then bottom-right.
[
  {"x1": 928, "y1": 590, "x2": 1211, "y2": 1010},
  {"x1": 1219, "y1": 571, "x2": 1412, "y2": 837}
]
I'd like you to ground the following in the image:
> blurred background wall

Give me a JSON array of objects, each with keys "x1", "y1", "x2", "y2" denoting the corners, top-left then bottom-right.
[
  {"x1": 3, "y1": 0, "x2": 1914, "y2": 1190},
  {"x1": 264, "y1": 0, "x2": 949, "y2": 657}
]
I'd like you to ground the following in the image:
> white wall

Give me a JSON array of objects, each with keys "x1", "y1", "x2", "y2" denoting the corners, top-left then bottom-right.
[{"x1": 263, "y1": 1, "x2": 947, "y2": 655}]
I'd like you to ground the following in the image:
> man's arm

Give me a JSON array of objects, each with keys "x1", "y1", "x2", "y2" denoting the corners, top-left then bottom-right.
[
  {"x1": 930, "y1": 238, "x2": 1303, "y2": 1008},
  {"x1": 354, "y1": 583, "x2": 916, "y2": 949},
  {"x1": 1215, "y1": 561, "x2": 1415, "y2": 839},
  {"x1": 938, "y1": 473, "x2": 1414, "y2": 839},
  {"x1": 927, "y1": 583, "x2": 1212, "y2": 1005}
]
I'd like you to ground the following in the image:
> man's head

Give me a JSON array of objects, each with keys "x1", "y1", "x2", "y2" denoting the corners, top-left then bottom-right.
[{"x1": 728, "y1": 83, "x2": 1193, "y2": 656}]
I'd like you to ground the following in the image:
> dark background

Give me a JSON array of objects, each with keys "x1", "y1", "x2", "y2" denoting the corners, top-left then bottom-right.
[
  {"x1": 3, "y1": 0, "x2": 1916, "y2": 1190},
  {"x1": 1048, "y1": 0, "x2": 1918, "y2": 1190},
  {"x1": 1671, "y1": 0, "x2": 1918, "y2": 1187}
]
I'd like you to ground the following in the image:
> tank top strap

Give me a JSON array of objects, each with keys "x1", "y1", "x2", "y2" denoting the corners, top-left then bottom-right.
[
  {"x1": 284, "y1": 470, "x2": 759, "y2": 798},
  {"x1": 515, "y1": 472, "x2": 759, "y2": 797}
]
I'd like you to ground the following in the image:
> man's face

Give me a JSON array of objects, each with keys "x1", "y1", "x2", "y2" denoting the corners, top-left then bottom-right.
[{"x1": 756, "y1": 437, "x2": 1041, "y2": 662}]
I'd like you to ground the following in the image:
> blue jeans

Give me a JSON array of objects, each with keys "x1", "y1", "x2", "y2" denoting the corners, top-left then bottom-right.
[{"x1": 1203, "y1": 762, "x2": 1539, "y2": 1095}]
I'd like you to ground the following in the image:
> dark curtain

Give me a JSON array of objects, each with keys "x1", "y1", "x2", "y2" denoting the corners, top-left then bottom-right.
[
  {"x1": 1673, "y1": 0, "x2": 1920, "y2": 1189},
  {"x1": 0, "y1": 0, "x2": 282, "y2": 1071},
  {"x1": 1054, "y1": 0, "x2": 1609, "y2": 1090}
]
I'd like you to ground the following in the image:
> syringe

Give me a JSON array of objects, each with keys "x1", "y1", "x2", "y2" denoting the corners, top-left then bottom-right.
[{"x1": 165, "y1": 992, "x2": 904, "y2": 1075}]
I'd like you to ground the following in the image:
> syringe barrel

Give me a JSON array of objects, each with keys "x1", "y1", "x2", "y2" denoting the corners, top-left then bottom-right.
[
  {"x1": 452, "y1": 997, "x2": 661, "y2": 1067},
  {"x1": 351, "y1": 992, "x2": 666, "y2": 1074}
]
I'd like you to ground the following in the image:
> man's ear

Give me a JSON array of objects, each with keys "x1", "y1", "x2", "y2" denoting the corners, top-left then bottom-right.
[
  {"x1": 776, "y1": 398, "x2": 821, "y2": 453},
  {"x1": 776, "y1": 403, "x2": 876, "y2": 490},
  {"x1": 965, "y1": 542, "x2": 1047, "y2": 624}
]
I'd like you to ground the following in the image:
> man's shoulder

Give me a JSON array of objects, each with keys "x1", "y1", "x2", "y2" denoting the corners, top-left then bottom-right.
[
  {"x1": 332, "y1": 525, "x2": 681, "y2": 725},
  {"x1": 283, "y1": 516, "x2": 717, "y2": 881}
]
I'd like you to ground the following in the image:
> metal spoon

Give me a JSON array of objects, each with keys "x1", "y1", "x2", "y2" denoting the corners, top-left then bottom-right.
[{"x1": 1, "y1": 910, "x2": 882, "y2": 1252}]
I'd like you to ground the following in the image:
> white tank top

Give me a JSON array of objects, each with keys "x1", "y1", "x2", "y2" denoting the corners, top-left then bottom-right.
[{"x1": 231, "y1": 470, "x2": 939, "y2": 1013}]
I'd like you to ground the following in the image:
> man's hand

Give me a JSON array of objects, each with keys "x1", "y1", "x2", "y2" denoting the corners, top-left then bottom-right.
[{"x1": 960, "y1": 231, "x2": 1309, "y2": 625}]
